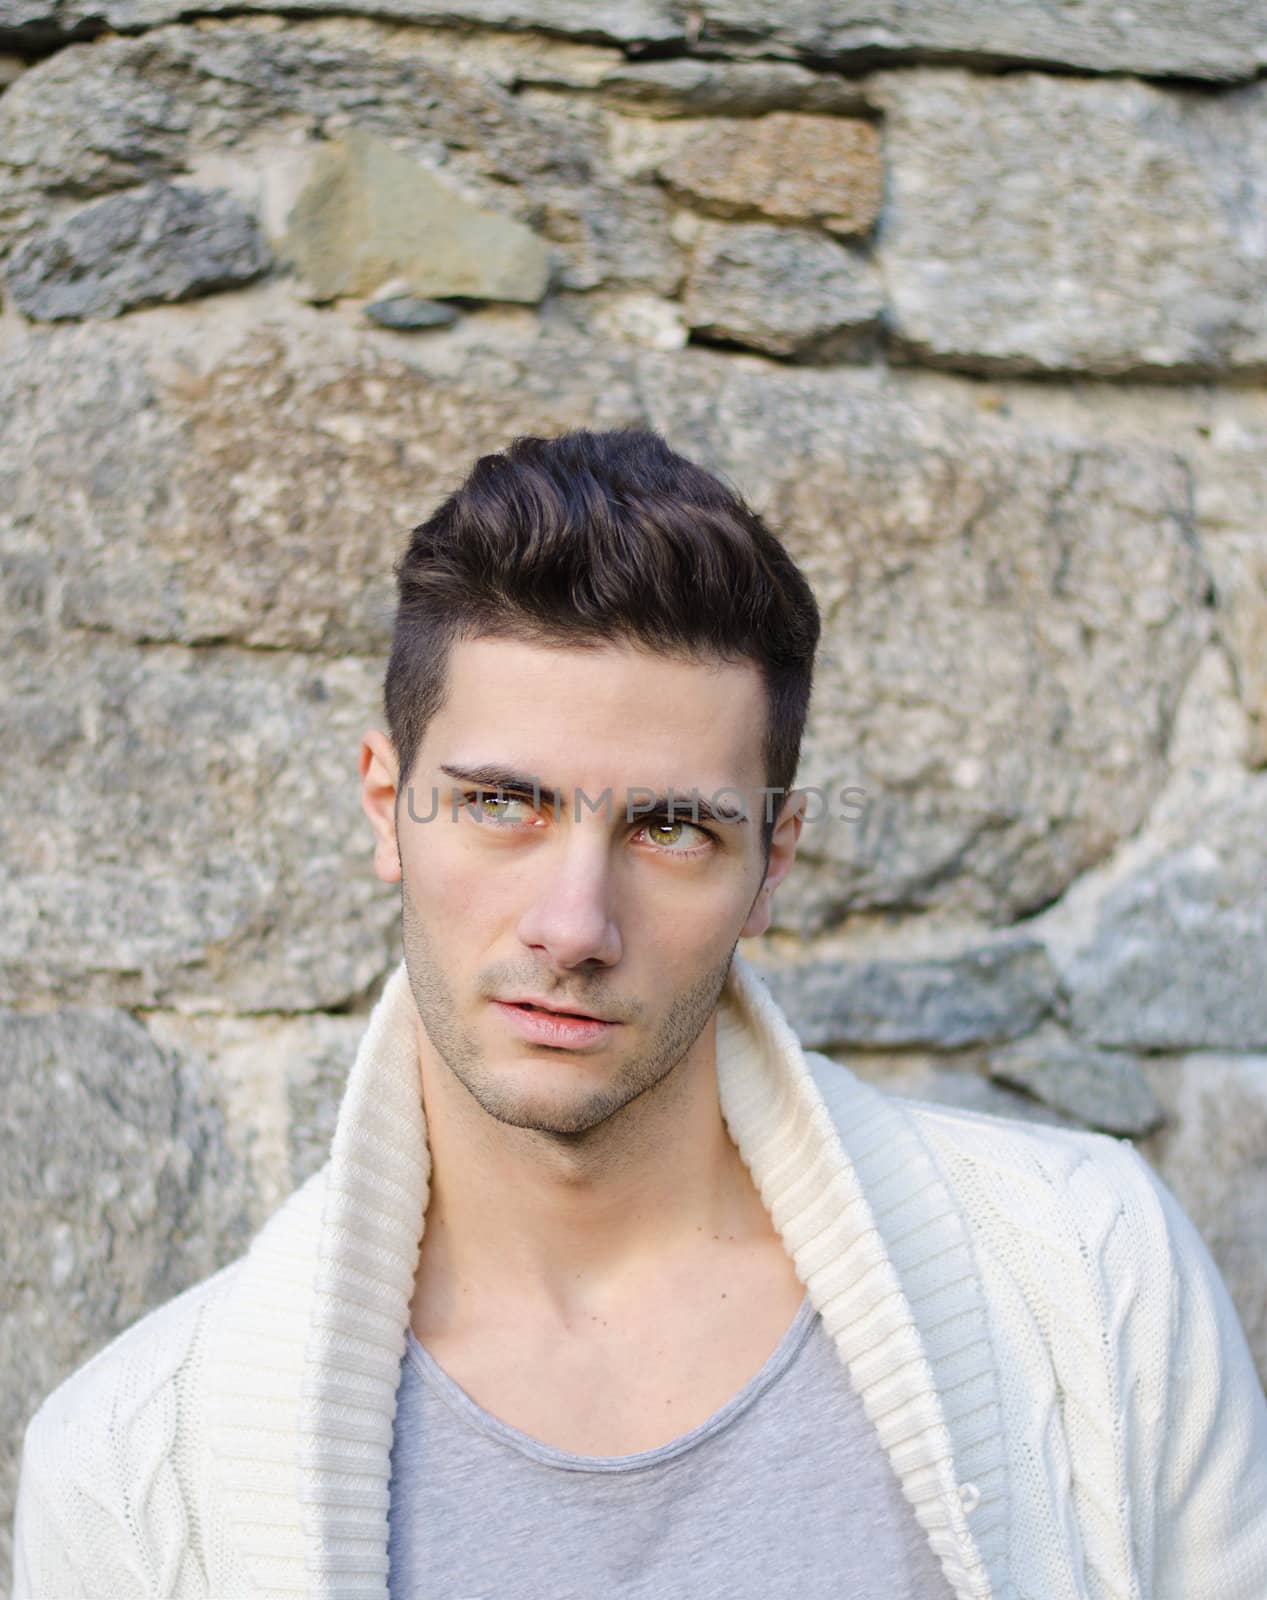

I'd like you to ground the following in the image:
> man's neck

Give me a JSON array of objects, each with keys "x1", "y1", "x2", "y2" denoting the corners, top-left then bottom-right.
[{"x1": 409, "y1": 1014, "x2": 782, "y2": 1334}]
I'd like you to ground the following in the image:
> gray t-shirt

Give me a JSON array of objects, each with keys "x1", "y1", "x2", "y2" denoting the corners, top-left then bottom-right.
[{"x1": 387, "y1": 1290, "x2": 956, "y2": 1598}]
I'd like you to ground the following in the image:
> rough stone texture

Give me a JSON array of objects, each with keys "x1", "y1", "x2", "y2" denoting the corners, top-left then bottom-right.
[
  {"x1": 682, "y1": 219, "x2": 885, "y2": 359},
  {"x1": 0, "y1": 629, "x2": 401, "y2": 1011},
  {"x1": 285, "y1": 129, "x2": 550, "y2": 302},
  {"x1": 6, "y1": 181, "x2": 271, "y2": 320},
  {"x1": 0, "y1": 312, "x2": 645, "y2": 654},
  {"x1": 1138, "y1": 1054, "x2": 1267, "y2": 1388},
  {"x1": 0, "y1": 313, "x2": 652, "y2": 1011},
  {"x1": 1190, "y1": 418, "x2": 1267, "y2": 766},
  {"x1": 363, "y1": 294, "x2": 459, "y2": 329},
  {"x1": 892, "y1": 376, "x2": 1267, "y2": 763},
  {"x1": 146, "y1": 1006, "x2": 370, "y2": 1208},
  {"x1": 572, "y1": 289, "x2": 688, "y2": 351},
  {"x1": 0, "y1": 22, "x2": 682, "y2": 296},
  {"x1": 1063, "y1": 778, "x2": 1267, "y2": 1051},
  {"x1": 753, "y1": 939, "x2": 1059, "y2": 1050},
  {"x1": 871, "y1": 68, "x2": 1267, "y2": 379},
  {"x1": 658, "y1": 112, "x2": 883, "y2": 236},
  {"x1": 644, "y1": 352, "x2": 1213, "y2": 932},
  {"x1": 694, "y1": 1, "x2": 1267, "y2": 81},
  {"x1": 3, "y1": 0, "x2": 1265, "y2": 79},
  {"x1": 0, "y1": 0, "x2": 681, "y2": 46},
  {"x1": 593, "y1": 58, "x2": 874, "y2": 118},
  {"x1": 988, "y1": 1028, "x2": 1166, "y2": 1136},
  {"x1": 0, "y1": 311, "x2": 1215, "y2": 940},
  {"x1": 0, "y1": 1005, "x2": 255, "y2": 1581}
]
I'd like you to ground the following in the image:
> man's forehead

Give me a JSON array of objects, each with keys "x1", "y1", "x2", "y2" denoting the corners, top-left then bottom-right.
[{"x1": 434, "y1": 634, "x2": 768, "y2": 778}]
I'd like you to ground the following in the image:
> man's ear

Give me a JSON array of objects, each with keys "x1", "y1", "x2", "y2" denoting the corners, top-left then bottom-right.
[
  {"x1": 359, "y1": 729, "x2": 402, "y2": 885},
  {"x1": 740, "y1": 790, "x2": 807, "y2": 939}
]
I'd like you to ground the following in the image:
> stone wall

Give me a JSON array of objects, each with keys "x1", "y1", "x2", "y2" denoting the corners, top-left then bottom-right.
[{"x1": 3, "y1": 3, "x2": 1267, "y2": 1581}]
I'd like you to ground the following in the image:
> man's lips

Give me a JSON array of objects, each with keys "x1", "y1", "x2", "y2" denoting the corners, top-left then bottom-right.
[
  {"x1": 495, "y1": 996, "x2": 618, "y2": 1024},
  {"x1": 491, "y1": 999, "x2": 618, "y2": 1049}
]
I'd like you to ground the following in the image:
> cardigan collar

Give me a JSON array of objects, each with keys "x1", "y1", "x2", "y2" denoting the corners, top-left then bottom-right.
[{"x1": 203, "y1": 952, "x2": 1006, "y2": 1599}]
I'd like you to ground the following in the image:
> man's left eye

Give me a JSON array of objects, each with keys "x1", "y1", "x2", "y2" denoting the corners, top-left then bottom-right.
[{"x1": 645, "y1": 819, "x2": 709, "y2": 851}]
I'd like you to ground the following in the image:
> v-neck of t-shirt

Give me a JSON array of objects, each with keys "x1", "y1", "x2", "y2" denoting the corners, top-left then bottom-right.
[{"x1": 402, "y1": 1289, "x2": 816, "y2": 1474}]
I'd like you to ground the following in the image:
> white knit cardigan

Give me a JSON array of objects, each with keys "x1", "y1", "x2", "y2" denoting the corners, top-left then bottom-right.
[{"x1": 12, "y1": 953, "x2": 1267, "y2": 1600}]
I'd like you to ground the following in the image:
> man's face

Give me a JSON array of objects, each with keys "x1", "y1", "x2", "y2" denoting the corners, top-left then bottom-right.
[{"x1": 366, "y1": 635, "x2": 794, "y2": 1139}]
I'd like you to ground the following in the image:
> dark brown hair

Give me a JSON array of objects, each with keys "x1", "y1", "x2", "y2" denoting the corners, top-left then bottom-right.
[{"x1": 384, "y1": 427, "x2": 821, "y2": 860}]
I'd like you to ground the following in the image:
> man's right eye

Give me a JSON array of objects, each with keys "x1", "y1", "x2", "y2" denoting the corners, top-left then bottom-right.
[{"x1": 463, "y1": 790, "x2": 534, "y2": 825}]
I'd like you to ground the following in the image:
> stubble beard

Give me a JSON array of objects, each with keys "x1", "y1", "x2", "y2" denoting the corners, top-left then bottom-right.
[{"x1": 399, "y1": 875, "x2": 737, "y2": 1140}]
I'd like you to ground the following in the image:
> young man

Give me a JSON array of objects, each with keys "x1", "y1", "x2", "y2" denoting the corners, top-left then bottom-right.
[{"x1": 12, "y1": 429, "x2": 1267, "y2": 1599}]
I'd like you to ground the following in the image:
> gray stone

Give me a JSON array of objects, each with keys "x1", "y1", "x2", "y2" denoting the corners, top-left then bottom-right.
[
  {"x1": 363, "y1": 294, "x2": 459, "y2": 329},
  {"x1": 753, "y1": 939, "x2": 1060, "y2": 1049},
  {"x1": 0, "y1": 630, "x2": 400, "y2": 1012},
  {"x1": 869, "y1": 67, "x2": 1267, "y2": 378},
  {"x1": 6, "y1": 181, "x2": 270, "y2": 320},
  {"x1": 0, "y1": 315, "x2": 643, "y2": 657},
  {"x1": 0, "y1": 23, "x2": 677, "y2": 298},
  {"x1": 1137, "y1": 1054, "x2": 1267, "y2": 1388},
  {"x1": 593, "y1": 58, "x2": 873, "y2": 118},
  {"x1": 1064, "y1": 780, "x2": 1267, "y2": 1051},
  {"x1": 0, "y1": 0, "x2": 682, "y2": 47},
  {"x1": 1189, "y1": 420, "x2": 1267, "y2": 766},
  {"x1": 0, "y1": 310, "x2": 1212, "y2": 940},
  {"x1": 3, "y1": 0, "x2": 1264, "y2": 79},
  {"x1": 695, "y1": 0, "x2": 1267, "y2": 81},
  {"x1": 0, "y1": 1005, "x2": 254, "y2": 1582},
  {"x1": 537, "y1": 174, "x2": 682, "y2": 295},
  {"x1": 683, "y1": 220, "x2": 885, "y2": 359},
  {"x1": 642, "y1": 348, "x2": 1211, "y2": 932},
  {"x1": 145, "y1": 1004, "x2": 371, "y2": 1203},
  {"x1": 0, "y1": 544, "x2": 51, "y2": 651},
  {"x1": 988, "y1": 1032, "x2": 1166, "y2": 1136},
  {"x1": 0, "y1": 39, "x2": 191, "y2": 234},
  {"x1": 890, "y1": 377, "x2": 1267, "y2": 766},
  {"x1": 283, "y1": 129, "x2": 550, "y2": 303}
]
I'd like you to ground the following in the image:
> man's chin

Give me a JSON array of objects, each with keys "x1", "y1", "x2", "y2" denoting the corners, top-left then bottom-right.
[{"x1": 460, "y1": 1065, "x2": 640, "y2": 1137}]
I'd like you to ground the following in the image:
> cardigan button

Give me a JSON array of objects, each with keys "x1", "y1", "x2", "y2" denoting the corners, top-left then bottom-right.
[{"x1": 957, "y1": 1481, "x2": 981, "y2": 1515}]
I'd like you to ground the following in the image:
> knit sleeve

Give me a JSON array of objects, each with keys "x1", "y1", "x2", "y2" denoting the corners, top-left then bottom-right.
[
  {"x1": 1121, "y1": 1145, "x2": 1267, "y2": 1600},
  {"x1": 12, "y1": 1401, "x2": 112, "y2": 1600},
  {"x1": 11, "y1": 1409, "x2": 89, "y2": 1600},
  {"x1": 10, "y1": 1398, "x2": 155, "y2": 1600}
]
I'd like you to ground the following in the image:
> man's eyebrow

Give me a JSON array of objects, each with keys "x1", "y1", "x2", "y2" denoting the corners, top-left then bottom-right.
[{"x1": 436, "y1": 762, "x2": 750, "y2": 825}]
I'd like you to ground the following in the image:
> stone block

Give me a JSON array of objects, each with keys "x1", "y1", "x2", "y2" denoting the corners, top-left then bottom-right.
[
  {"x1": 6, "y1": 182, "x2": 270, "y2": 321},
  {"x1": 683, "y1": 219, "x2": 885, "y2": 359},
  {"x1": 658, "y1": 112, "x2": 883, "y2": 236},
  {"x1": 1064, "y1": 779, "x2": 1267, "y2": 1051},
  {"x1": 754, "y1": 939, "x2": 1059, "y2": 1050},
  {"x1": 283, "y1": 129, "x2": 550, "y2": 303},
  {"x1": 869, "y1": 67, "x2": 1267, "y2": 377}
]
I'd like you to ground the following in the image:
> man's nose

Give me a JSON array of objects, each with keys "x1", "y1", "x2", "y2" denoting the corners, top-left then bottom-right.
[{"x1": 514, "y1": 840, "x2": 623, "y2": 970}]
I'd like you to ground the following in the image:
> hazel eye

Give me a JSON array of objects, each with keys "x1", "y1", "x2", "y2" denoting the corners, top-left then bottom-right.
[
  {"x1": 644, "y1": 818, "x2": 712, "y2": 853},
  {"x1": 469, "y1": 791, "x2": 533, "y2": 824}
]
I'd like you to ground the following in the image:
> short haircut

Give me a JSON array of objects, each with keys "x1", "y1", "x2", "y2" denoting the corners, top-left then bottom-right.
[{"x1": 384, "y1": 427, "x2": 821, "y2": 860}]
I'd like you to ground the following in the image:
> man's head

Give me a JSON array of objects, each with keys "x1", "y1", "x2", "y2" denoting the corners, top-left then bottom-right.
[{"x1": 360, "y1": 427, "x2": 821, "y2": 1140}]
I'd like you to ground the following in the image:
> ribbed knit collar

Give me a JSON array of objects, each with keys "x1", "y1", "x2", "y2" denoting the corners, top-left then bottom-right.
[{"x1": 202, "y1": 952, "x2": 1007, "y2": 1600}]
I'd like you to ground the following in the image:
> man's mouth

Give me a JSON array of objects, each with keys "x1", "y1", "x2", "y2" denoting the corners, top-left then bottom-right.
[{"x1": 496, "y1": 996, "x2": 618, "y2": 1024}]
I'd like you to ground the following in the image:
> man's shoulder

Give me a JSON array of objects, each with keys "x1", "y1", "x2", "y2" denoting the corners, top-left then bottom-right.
[
  {"x1": 23, "y1": 1256, "x2": 244, "y2": 1455},
  {"x1": 803, "y1": 1045, "x2": 1125, "y2": 1164},
  {"x1": 23, "y1": 1164, "x2": 329, "y2": 1469},
  {"x1": 802, "y1": 1046, "x2": 1169, "y2": 1249}
]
